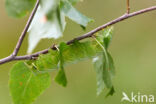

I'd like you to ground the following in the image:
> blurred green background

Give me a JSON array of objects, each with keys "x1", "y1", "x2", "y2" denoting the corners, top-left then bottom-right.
[{"x1": 0, "y1": 0, "x2": 156, "y2": 104}]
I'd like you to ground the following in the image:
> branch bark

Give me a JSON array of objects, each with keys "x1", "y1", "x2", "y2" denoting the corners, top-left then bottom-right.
[
  {"x1": 12, "y1": 0, "x2": 40, "y2": 56},
  {"x1": 0, "y1": 5, "x2": 156, "y2": 65},
  {"x1": 127, "y1": 0, "x2": 130, "y2": 14}
]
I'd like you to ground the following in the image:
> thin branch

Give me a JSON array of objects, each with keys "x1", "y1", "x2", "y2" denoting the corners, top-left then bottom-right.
[
  {"x1": 0, "y1": 56, "x2": 13, "y2": 65},
  {"x1": 0, "y1": 5, "x2": 156, "y2": 65},
  {"x1": 127, "y1": 0, "x2": 130, "y2": 14},
  {"x1": 12, "y1": 0, "x2": 40, "y2": 56},
  {"x1": 67, "y1": 6, "x2": 156, "y2": 44}
]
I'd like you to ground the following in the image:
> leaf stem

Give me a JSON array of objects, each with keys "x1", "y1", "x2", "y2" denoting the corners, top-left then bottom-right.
[{"x1": 92, "y1": 36, "x2": 109, "y2": 68}]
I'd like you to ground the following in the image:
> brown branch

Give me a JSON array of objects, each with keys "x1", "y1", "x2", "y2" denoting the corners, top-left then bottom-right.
[
  {"x1": 12, "y1": 0, "x2": 40, "y2": 56},
  {"x1": 0, "y1": 0, "x2": 39, "y2": 64},
  {"x1": 67, "y1": 6, "x2": 156, "y2": 44},
  {"x1": 0, "y1": 5, "x2": 156, "y2": 65}
]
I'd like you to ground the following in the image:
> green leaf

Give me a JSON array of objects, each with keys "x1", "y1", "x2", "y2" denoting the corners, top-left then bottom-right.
[
  {"x1": 27, "y1": 0, "x2": 92, "y2": 53},
  {"x1": 106, "y1": 87, "x2": 115, "y2": 97},
  {"x1": 68, "y1": 0, "x2": 79, "y2": 5},
  {"x1": 93, "y1": 27, "x2": 115, "y2": 96},
  {"x1": 61, "y1": 0, "x2": 92, "y2": 27},
  {"x1": 55, "y1": 68, "x2": 67, "y2": 87},
  {"x1": 93, "y1": 56, "x2": 105, "y2": 95},
  {"x1": 28, "y1": 5, "x2": 66, "y2": 53},
  {"x1": 93, "y1": 53, "x2": 113, "y2": 95},
  {"x1": 102, "y1": 54, "x2": 113, "y2": 88},
  {"x1": 55, "y1": 42, "x2": 68, "y2": 87},
  {"x1": 28, "y1": 0, "x2": 66, "y2": 53},
  {"x1": 63, "y1": 40, "x2": 97, "y2": 63},
  {"x1": 40, "y1": 0, "x2": 60, "y2": 19},
  {"x1": 34, "y1": 50, "x2": 59, "y2": 71},
  {"x1": 9, "y1": 62, "x2": 51, "y2": 104},
  {"x1": 96, "y1": 27, "x2": 113, "y2": 49},
  {"x1": 107, "y1": 53, "x2": 115, "y2": 76},
  {"x1": 103, "y1": 27, "x2": 113, "y2": 49},
  {"x1": 5, "y1": 0, "x2": 36, "y2": 18}
]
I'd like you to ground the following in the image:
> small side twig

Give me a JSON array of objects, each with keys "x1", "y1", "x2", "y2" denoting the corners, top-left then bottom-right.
[
  {"x1": 127, "y1": 0, "x2": 130, "y2": 14},
  {"x1": 12, "y1": 0, "x2": 40, "y2": 56}
]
